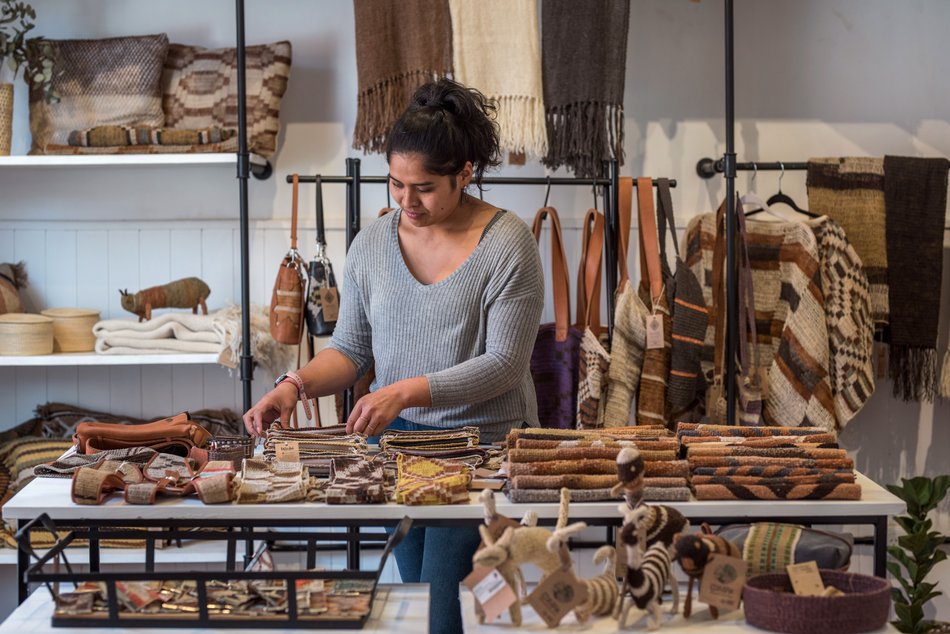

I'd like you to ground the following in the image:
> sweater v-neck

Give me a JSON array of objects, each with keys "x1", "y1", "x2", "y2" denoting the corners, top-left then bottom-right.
[{"x1": 393, "y1": 209, "x2": 505, "y2": 288}]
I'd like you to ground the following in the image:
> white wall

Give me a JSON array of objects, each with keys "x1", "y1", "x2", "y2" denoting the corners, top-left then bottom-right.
[{"x1": 0, "y1": 0, "x2": 948, "y2": 618}]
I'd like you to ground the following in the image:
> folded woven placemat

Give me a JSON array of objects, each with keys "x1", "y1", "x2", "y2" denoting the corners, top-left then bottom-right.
[
  {"x1": 508, "y1": 447, "x2": 622, "y2": 462},
  {"x1": 691, "y1": 474, "x2": 855, "y2": 486},
  {"x1": 686, "y1": 446, "x2": 849, "y2": 460},
  {"x1": 380, "y1": 426, "x2": 480, "y2": 452},
  {"x1": 680, "y1": 434, "x2": 838, "y2": 446},
  {"x1": 687, "y1": 456, "x2": 855, "y2": 470},
  {"x1": 509, "y1": 474, "x2": 617, "y2": 490},
  {"x1": 506, "y1": 425, "x2": 672, "y2": 448},
  {"x1": 513, "y1": 438, "x2": 679, "y2": 451},
  {"x1": 508, "y1": 459, "x2": 617, "y2": 477},
  {"x1": 505, "y1": 485, "x2": 689, "y2": 503},
  {"x1": 676, "y1": 422, "x2": 832, "y2": 439},
  {"x1": 646, "y1": 460, "x2": 690, "y2": 478},
  {"x1": 691, "y1": 466, "x2": 854, "y2": 478},
  {"x1": 692, "y1": 482, "x2": 861, "y2": 501}
]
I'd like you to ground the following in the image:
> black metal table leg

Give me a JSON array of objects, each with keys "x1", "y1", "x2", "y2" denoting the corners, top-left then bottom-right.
[
  {"x1": 873, "y1": 515, "x2": 888, "y2": 578},
  {"x1": 17, "y1": 519, "x2": 29, "y2": 604},
  {"x1": 346, "y1": 526, "x2": 360, "y2": 570}
]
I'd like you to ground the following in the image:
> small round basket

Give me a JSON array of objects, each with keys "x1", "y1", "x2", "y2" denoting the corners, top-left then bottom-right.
[
  {"x1": 40, "y1": 308, "x2": 100, "y2": 352},
  {"x1": 0, "y1": 313, "x2": 54, "y2": 355},
  {"x1": 743, "y1": 570, "x2": 891, "y2": 634}
]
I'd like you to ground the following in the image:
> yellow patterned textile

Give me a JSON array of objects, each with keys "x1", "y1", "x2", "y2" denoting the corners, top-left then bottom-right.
[{"x1": 394, "y1": 454, "x2": 471, "y2": 506}]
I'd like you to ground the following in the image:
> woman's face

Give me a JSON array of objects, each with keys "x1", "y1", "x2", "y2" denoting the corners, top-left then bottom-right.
[{"x1": 388, "y1": 153, "x2": 473, "y2": 227}]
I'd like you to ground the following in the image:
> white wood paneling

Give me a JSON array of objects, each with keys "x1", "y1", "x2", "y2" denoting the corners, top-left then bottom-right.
[
  {"x1": 43, "y1": 230, "x2": 77, "y2": 308},
  {"x1": 75, "y1": 230, "x2": 110, "y2": 313}
]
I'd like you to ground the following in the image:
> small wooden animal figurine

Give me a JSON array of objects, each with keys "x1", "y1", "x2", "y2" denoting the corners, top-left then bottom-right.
[
  {"x1": 611, "y1": 446, "x2": 646, "y2": 507},
  {"x1": 618, "y1": 502, "x2": 690, "y2": 554},
  {"x1": 614, "y1": 538, "x2": 679, "y2": 630},
  {"x1": 673, "y1": 524, "x2": 741, "y2": 618},
  {"x1": 472, "y1": 489, "x2": 587, "y2": 624},
  {"x1": 119, "y1": 277, "x2": 211, "y2": 322}
]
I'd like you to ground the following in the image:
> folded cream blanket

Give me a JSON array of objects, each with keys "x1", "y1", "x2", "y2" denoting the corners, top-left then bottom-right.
[{"x1": 93, "y1": 312, "x2": 223, "y2": 355}]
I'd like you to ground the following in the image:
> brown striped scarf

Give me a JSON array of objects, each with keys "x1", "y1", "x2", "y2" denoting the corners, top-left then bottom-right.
[
  {"x1": 352, "y1": 0, "x2": 453, "y2": 153},
  {"x1": 806, "y1": 157, "x2": 888, "y2": 325},
  {"x1": 883, "y1": 156, "x2": 949, "y2": 401},
  {"x1": 540, "y1": 0, "x2": 629, "y2": 178}
]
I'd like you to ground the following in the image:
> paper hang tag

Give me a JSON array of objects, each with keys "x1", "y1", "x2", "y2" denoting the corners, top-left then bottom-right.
[
  {"x1": 758, "y1": 367, "x2": 770, "y2": 399},
  {"x1": 319, "y1": 287, "x2": 339, "y2": 322},
  {"x1": 698, "y1": 554, "x2": 747, "y2": 612},
  {"x1": 462, "y1": 566, "x2": 517, "y2": 623},
  {"x1": 787, "y1": 561, "x2": 825, "y2": 597},
  {"x1": 275, "y1": 441, "x2": 300, "y2": 463},
  {"x1": 646, "y1": 314, "x2": 664, "y2": 349},
  {"x1": 525, "y1": 568, "x2": 589, "y2": 628}
]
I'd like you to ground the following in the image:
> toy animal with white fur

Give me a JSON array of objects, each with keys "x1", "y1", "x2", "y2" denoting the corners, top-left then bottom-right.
[{"x1": 614, "y1": 537, "x2": 679, "y2": 630}]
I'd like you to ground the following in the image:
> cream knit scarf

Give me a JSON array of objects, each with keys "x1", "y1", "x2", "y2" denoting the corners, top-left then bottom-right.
[{"x1": 449, "y1": 0, "x2": 548, "y2": 159}]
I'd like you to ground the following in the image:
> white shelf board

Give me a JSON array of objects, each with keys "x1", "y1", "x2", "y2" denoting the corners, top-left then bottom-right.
[
  {"x1": 0, "y1": 352, "x2": 220, "y2": 367},
  {"x1": 0, "y1": 153, "x2": 266, "y2": 168},
  {"x1": 2, "y1": 473, "x2": 904, "y2": 522}
]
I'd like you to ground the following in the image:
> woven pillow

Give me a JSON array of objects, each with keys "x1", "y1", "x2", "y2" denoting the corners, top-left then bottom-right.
[
  {"x1": 28, "y1": 34, "x2": 169, "y2": 154},
  {"x1": 162, "y1": 41, "x2": 291, "y2": 158}
]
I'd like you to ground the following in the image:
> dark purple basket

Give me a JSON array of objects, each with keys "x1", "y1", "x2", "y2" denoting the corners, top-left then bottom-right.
[{"x1": 743, "y1": 570, "x2": 891, "y2": 634}]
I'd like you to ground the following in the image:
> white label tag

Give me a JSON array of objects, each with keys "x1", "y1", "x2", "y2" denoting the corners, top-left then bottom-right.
[
  {"x1": 472, "y1": 569, "x2": 507, "y2": 606},
  {"x1": 275, "y1": 441, "x2": 300, "y2": 463},
  {"x1": 646, "y1": 314, "x2": 664, "y2": 349}
]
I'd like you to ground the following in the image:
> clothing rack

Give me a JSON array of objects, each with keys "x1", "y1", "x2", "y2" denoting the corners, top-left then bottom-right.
[
  {"x1": 287, "y1": 160, "x2": 678, "y2": 420},
  {"x1": 235, "y1": 0, "x2": 255, "y2": 414}
]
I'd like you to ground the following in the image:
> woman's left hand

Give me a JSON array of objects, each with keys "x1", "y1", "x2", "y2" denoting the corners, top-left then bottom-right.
[{"x1": 345, "y1": 376, "x2": 431, "y2": 436}]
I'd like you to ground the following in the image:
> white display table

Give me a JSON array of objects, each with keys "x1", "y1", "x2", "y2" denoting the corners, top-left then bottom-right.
[
  {"x1": 0, "y1": 584, "x2": 429, "y2": 634},
  {"x1": 3, "y1": 473, "x2": 903, "y2": 603},
  {"x1": 459, "y1": 586, "x2": 900, "y2": 633}
]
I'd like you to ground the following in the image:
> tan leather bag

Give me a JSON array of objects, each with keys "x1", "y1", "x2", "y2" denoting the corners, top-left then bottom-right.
[
  {"x1": 74, "y1": 412, "x2": 212, "y2": 456},
  {"x1": 270, "y1": 174, "x2": 307, "y2": 345}
]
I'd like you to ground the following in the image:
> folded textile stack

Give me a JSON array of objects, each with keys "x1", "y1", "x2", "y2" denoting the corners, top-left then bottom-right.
[
  {"x1": 93, "y1": 312, "x2": 224, "y2": 355},
  {"x1": 263, "y1": 425, "x2": 368, "y2": 475},
  {"x1": 504, "y1": 426, "x2": 690, "y2": 502},
  {"x1": 676, "y1": 423, "x2": 860, "y2": 501},
  {"x1": 325, "y1": 457, "x2": 387, "y2": 505},
  {"x1": 394, "y1": 454, "x2": 471, "y2": 505},
  {"x1": 234, "y1": 458, "x2": 321, "y2": 504},
  {"x1": 377, "y1": 426, "x2": 488, "y2": 468}
]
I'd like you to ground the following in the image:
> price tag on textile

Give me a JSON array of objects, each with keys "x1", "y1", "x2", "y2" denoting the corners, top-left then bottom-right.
[
  {"x1": 699, "y1": 554, "x2": 747, "y2": 611},
  {"x1": 787, "y1": 561, "x2": 825, "y2": 596},
  {"x1": 646, "y1": 314, "x2": 664, "y2": 349},
  {"x1": 320, "y1": 287, "x2": 339, "y2": 322},
  {"x1": 275, "y1": 441, "x2": 300, "y2": 463},
  {"x1": 525, "y1": 568, "x2": 588, "y2": 628},
  {"x1": 462, "y1": 566, "x2": 517, "y2": 623}
]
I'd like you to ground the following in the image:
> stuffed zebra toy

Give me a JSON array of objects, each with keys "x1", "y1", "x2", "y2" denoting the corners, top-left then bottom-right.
[
  {"x1": 614, "y1": 539, "x2": 679, "y2": 630},
  {"x1": 673, "y1": 525, "x2": 741, "y2": 619},
  {"x1": 573, "y1": 545, "x2": 620, "y2": 622}
]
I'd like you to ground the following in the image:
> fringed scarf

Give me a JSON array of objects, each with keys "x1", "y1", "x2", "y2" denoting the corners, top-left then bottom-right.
[
  {"x1": 541, "y1": 0, "x2": 630, "y2": 178},
  {"x1": 883, "y1": 156, "x2": 949, "y2": 401},
  {"x1": 352, "y1": 0, "x2": 453, "y2": 153},
  {"x1": 448, "y1": 0, "x2": 547, "y2": 159},
  {"x1": 806, "y1": 157, "x2": 888, "y2": 326}
]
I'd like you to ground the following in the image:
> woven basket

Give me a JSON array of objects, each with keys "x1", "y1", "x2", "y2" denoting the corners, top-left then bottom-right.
[
  {"x1": 0, "y1": 83, "x2": 12, "y2": 156},
  {"x1": 40, "y1": 308, "x2": 100, "y2": 352},
  {"x1": 743, "y1": 570, "x2": 890, "y2": 634},
  {"x1": 0, "y1": 313, "x2": 54, "y2": 355}
]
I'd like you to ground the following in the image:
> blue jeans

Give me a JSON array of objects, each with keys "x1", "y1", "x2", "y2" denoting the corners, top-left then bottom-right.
[{"x1": 380, "y1": 416, "x2": 481, "y2": 634}]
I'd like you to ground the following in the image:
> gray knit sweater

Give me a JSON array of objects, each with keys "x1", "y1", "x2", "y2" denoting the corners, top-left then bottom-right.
[{"x1": 328, "y1": 209, "x2": 544, "y2": 442}]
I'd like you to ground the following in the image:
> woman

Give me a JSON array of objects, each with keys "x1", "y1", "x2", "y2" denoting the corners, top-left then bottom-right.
[{"x1": 243, "y1": 78, "x2": 544, "y2": 633}]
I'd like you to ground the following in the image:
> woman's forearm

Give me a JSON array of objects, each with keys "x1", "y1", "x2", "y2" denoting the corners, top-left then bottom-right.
[{"x1": 295, "y1": 348, "x2": 361, "y2": 397}]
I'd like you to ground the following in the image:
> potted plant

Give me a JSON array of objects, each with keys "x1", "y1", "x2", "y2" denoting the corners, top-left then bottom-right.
[
  {"x1": 0, "y1": 0, "x2": 57, "y2": 155},
  {"x1": 887, "y1": 475, "x2": 950, "y2": 634}
]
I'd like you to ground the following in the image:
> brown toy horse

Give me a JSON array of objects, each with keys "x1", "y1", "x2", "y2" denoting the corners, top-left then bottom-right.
[{"x1": 120, "y1": 277, "x2": 210, "y2": 322}]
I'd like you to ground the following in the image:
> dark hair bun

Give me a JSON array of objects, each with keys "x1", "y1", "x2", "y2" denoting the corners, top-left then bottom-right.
[{"x1": 386, "y1": 78, "x2": 501, "y2": 187}]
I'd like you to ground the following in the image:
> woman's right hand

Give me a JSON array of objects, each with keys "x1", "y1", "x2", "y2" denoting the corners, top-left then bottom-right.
[{"x1": 243, "y1": 382, "x2": 299, "y2": 437}]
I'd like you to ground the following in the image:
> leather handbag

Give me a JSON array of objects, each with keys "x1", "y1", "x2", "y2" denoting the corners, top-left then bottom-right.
[
  {"x1": 74, "y1": 412, "x2": 213, "y2": 457},
  {"x1": 576, "y1": 208, "x2": 610, "y2": 429},
  {"x1": 529, "y1": 207, "x2": 582, "y2": 429},
  {"x1": 602, "y1": 177, "x2": 648, "y2": 426},
  {"x1": 305, "y1": 175, "x2": 339, "y2": 338},
  {"x1": 708, "y1": 198, "x2": 763, "y2": 425},
  {"x1": 716, "y1": 522, "x2": 853, "y2": 575},
  {"x1": 635, "y1": 178, "x2": 672, "y2": 427},
  {"x1": 655, "y1": 178, "x2": 709, "y2": 418},
  {"x1": 270, "y1": 174, "x2": 308, "y2": 345}
]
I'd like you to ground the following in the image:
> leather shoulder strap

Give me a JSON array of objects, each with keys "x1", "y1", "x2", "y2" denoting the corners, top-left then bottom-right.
[
  {"x1": 576, "y1": 209, "x2": 605, "y2": 337},
  {"x1": 617, "y1": 177, "x2": 634, "y2": 286},
  {"x1": 532, "y1": 207, "x2": 571, "y2": 342},
  {"x1": 636, "y1": 178, "x2": 663, "y2": 301},
  {"x1": 655, "y1": 178, "x2": 679, "y2": 259},
  {"x1": 291, "y1": 174, "x2": 300, "y2": 249}
]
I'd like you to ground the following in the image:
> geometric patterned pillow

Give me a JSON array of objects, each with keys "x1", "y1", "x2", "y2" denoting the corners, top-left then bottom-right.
[
  {"x1": 162, "y1": 41, "x2": 292, "y2": 158},
  {"x1": 28, "y1": 34, "x2": 169, "y2": 154}
]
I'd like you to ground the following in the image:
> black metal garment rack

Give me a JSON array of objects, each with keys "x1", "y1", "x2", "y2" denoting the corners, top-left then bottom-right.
[{"x1": 288, "y1": 159, "x2": 678, "y2": 420}]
